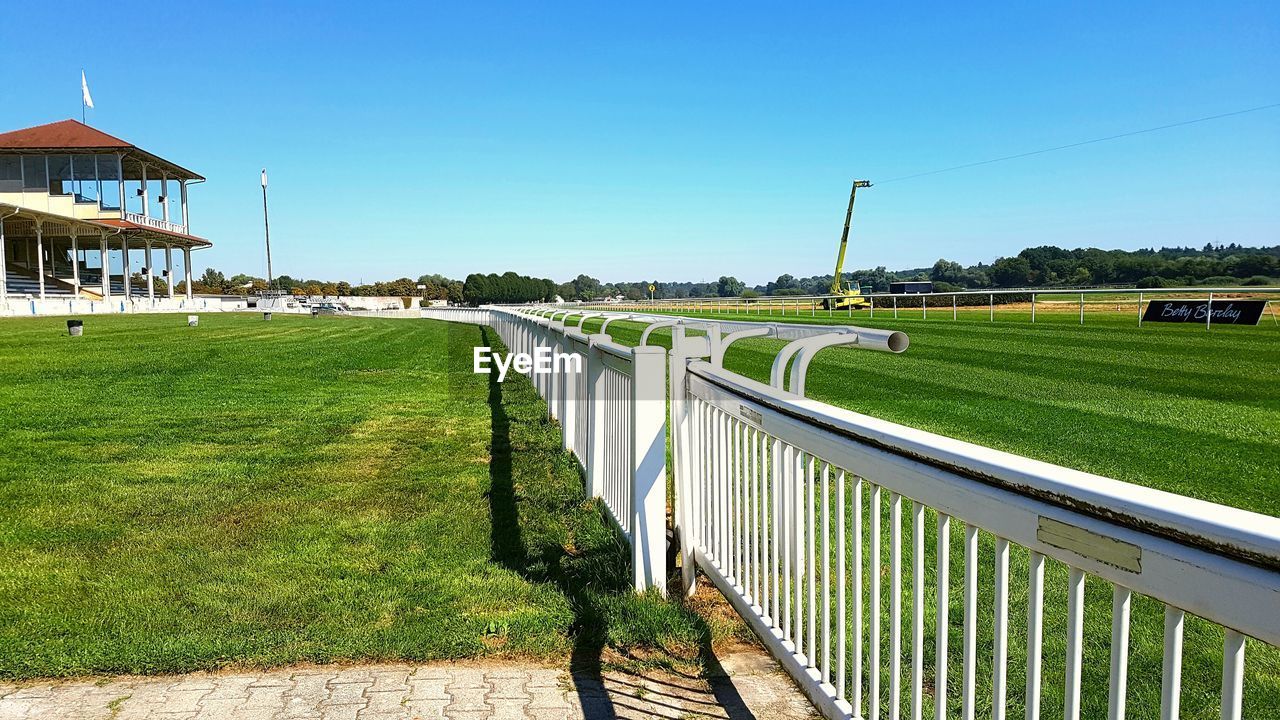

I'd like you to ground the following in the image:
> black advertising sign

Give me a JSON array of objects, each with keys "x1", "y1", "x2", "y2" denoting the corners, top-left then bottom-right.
[{"x1": 1142, "y1": 299, "x2": 1267, "y2": 325}]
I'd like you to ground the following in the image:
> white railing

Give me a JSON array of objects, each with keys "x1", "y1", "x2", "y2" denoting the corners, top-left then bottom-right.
[
  {"x1": 421, "y1": 306, "x2": 492, "y2": 324},
  {"x1": 487, "y1": 307, "x2": 668, "y2": 592},
  {"x1": 123, "y1": 211, "x2": 188, "y2": 236},
  {"x1": 427, "y1": 304, "x2": 1280, "y2": 718},
  {"x1": 667, "y1": 325, "x2": 1280, "y2": 720}
]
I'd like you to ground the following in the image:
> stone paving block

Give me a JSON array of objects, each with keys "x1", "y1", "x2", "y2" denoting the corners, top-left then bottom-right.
[
  {"x1": 523, "y1": 670, "x2": 562, "y2": 689},
  {"x1": 168, "y1": 676, "x2": 219, "y2": 693},
  {"x1": 400, "y1": 697, "x2": 448, "y2": 719},
  {"x1": 242, "y1": 684, "x2": 289, "y2": 711},
  {"x1": 199, "y1": 694, "x2": 250, "y2": 715},
  {"x1": 248, "y1": 674, "x2": 293, "y2": 688},
  {"x1": 358, "y1": 690, "x2": 408, "y2": 719},
  {"x1": 443, "y1": 686, "x2": 490, "y2": 714},
  {"x1": 444, "y1": 671, "x2": 488, "y2": 689},
  {"x1": 153, "y1": 689, "x2": 208, "y2": 714},
  {"x1": 288, "y1": 673, "x2": 333, "y2": 705},
  {"x1": 318, "y1": 706, "x2": 363, "y2": 720},
  {"x1": 366, "y1": 669, "x2": 410, "y2": 694},
  {"x1": 487, "y1": 697, "x2": 530, "y2": 719},
  {"x1": 404, "y1": 675, "x2": 448, "y2": 701},
  {"x1": 525, "y1": 685, "x2": 571, "y2": 710},
  {"x1": 228, "y1": 706, "x2": 279, "y2": 720},
  {"x1": 320, "y1": 681, "x2": 370, "y2": 707},
  {"x1": 202, "y1": 676, "x2": 256, "y2": 699}
]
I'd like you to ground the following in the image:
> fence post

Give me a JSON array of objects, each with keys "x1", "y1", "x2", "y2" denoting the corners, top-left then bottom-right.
[
  {"x1": 547, "y1": 320, "x2": 563, "y2": 416},
  {"x1": 585, "y1": 333, "x2": 610, "y2": 500},
  {"x1": 671, "y1": 325, "x2": 712, "y2": 597},
  {"x1": 561, "y1": 334, "x2": 577, "y2": 453},
  {"x1": 631, "y1": 344, "x2": 668, "y2": 594}
]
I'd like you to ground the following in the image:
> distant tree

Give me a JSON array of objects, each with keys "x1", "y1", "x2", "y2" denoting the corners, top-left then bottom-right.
[
  {"x1": 717, "y1": 276, "x2": 745, "y2": 297},
  {"x1": 991, "y1": 257, "x2": 1033, "y2": 287},
  {"x1": 930, "y1": 259, "x2": 965, "y2": 284},
  {"x1": 199, "y1": 268, "x2": 227, "y2": 292}
]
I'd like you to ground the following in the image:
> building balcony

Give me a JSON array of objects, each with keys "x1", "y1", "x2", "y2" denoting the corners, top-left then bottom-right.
[{"x1": 123, "y1": 211, "x2": 187, "y2": 236}]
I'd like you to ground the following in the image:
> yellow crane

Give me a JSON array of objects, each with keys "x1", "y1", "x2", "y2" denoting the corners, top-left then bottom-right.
[{"x1": 822, "y1": 180, "x2": 872, "y2": 310}]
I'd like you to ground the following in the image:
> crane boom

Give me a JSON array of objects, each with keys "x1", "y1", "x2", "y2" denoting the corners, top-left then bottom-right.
[{"x1": 830, "y1": 179, "x2": 872, "y2": 295}]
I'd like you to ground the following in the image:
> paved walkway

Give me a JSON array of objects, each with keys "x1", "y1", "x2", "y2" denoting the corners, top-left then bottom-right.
[{"x1": 0, "y1": 652, "x2": 818, "y2": 719}]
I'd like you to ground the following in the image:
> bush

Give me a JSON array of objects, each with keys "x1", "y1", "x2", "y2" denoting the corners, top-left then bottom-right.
[
  {"x1": 1137, "y1": 276, "x2": 1172, "y2": 289},
  {"x1": 740, "y1": 289, "x2": 760, "y2": 298},
  {"x1": 1243, "y1": 275, "x2": 1276, "y2": 286},
  {"x1": 1199, "y1": 276, "x2": 1240, "y2": 287}
]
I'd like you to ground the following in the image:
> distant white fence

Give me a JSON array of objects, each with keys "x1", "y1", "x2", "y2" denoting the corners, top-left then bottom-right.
[
  {"x1": 425, "y1": 304, "x2": 1280, "y2": 720},
  {"x1": 584, "y1": 286, "x2": 1280, "y2": 327},
  {"x1": 0, "y1": 295, "x2": 242, "y2": 317},
  {"x1": 420, "y1": 306, "x2": 492, "y2": 324}
]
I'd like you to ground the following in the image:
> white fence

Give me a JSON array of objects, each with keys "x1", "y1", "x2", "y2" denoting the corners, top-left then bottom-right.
[
  {"x1": 424, "y1": 304, "x2": 1280, "y2": 720},
  {"x1": 0, "y1": 295, "x2": 242, "y2": 317},
  {"x1": 584, "y1": 286, "x2": 1280, "y2": 328},
  {"x1": 488, "y1": 307, "x2": 668, "y2": 593}
]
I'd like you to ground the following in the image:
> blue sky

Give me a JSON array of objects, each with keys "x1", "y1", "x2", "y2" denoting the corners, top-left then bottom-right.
[{"x1": 2, "y1": 2, "x2": 1277, "y2": 285}]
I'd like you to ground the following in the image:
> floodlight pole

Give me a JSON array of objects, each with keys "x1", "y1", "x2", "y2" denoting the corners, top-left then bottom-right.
[{"x1": 261, "y1": 169, "x2": 274, "y2": 293}]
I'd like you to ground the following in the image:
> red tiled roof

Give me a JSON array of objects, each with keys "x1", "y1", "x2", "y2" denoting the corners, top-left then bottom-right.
[
  {"x1": 0, "y1": 119, "x2": 204, "y2": 180},
  {"x1": 0, "y1": 119, "x2": 133, "y2": 150}
]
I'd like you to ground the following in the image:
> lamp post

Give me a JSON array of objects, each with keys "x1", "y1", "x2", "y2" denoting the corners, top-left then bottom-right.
[{"x1": 261, "y1": 169, "x2": 274, "y2": 293}]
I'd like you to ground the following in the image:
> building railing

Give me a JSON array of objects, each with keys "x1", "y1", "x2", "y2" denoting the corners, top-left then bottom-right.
[
  {"x1": 123, "y1": 211, "x2": 188, "y2": 236},
  {"x1": 422, "y1": 304, "x2": 1280, "y2": 719}
]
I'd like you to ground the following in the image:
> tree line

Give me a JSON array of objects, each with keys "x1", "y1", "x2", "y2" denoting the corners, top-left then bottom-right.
[{"x1": 185, "y1": 243, "x2": 1277, "y2": 303}]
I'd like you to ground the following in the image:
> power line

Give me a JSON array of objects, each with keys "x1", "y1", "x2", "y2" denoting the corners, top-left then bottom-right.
[{"x1": 876, "y1": 102, "x2": 1280, "y2": 185}]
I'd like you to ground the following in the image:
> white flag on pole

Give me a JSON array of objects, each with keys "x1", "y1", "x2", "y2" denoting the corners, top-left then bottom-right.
[{"x1": 81, "y1": 71, "x2": 94, "y2": 109}]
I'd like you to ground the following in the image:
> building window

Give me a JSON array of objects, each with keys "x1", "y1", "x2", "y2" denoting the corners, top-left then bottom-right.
[
  {"x1": 97, "y1": 155, "x2": 121, "y2": 210},
  {"x1": 47, "y1": 155, "x2": 72, "y2": 195},
  {"x1": 72, "y1": 155, "x2": 98, "y2": 204},
  {"x1": 0, "y1": 156, "x2": 20, "y2": 193},
  {"x1": 22, "y1": 156, "x2": 47, "y2": 191}
]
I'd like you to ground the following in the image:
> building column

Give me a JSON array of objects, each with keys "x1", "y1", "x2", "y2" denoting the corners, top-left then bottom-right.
[
  {"x1": 180, "y1": 180, "x2": 188, "y2": 229},
  {"x1": 183, "y1": 248, "x2": 193, "y2": 300},
  {"x1": 100, "y1": 235, "x2": 111, "y2": 301},
  {"x1": 140, "y1": 164, "x2": 149, "y2": 218},
  {"x1": 122, "y1": 237, "x2": 131, "y2": 298},
  {"x1": 165, "y1": 244, "x2": 174, "y2": 299},
  {"x1": 160, "y1": 175, "x2": 170, "y2": 223},
  {"x1": 35, "y1": 222, "x2": 45, "y2": 299},
  {"x1": 0, "y1": 216, "x2": 8, "y2": 300},
  {"x1": 144, "y1": 240, "x2": 154, "y2": 301},
  {"x1": 117, "y1": 154, "x2": 127, "y2": 212},
  {"x1": 71, "y1": 231, "x2": 80, "y2": 296}
]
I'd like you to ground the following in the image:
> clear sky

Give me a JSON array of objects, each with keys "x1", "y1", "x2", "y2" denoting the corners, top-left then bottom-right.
[{"x1": 2, "y1": 1, "x2": 1277, "y2": 286}]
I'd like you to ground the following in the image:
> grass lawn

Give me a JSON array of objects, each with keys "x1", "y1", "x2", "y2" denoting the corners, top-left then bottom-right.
[
  {"x1": 575, "y1": 308, "x2": 1280, "y2": 718},
  {"x1": 0, "y1": 313, "x2": 738, "y2": 680}
]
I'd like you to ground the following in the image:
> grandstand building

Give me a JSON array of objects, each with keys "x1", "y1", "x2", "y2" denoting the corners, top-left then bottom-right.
[{"x1": 0, "y1": 119, "x2": 210, "y2": 306}]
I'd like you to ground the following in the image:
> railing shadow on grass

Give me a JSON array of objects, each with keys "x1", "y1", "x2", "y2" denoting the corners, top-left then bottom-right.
[{"x1": 479, "y1": 325, "x2": 757, "y2": 719}]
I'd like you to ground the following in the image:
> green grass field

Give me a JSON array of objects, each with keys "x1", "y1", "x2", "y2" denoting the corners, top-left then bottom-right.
[
  {"x1": 0, "y1": 314, "x2": 735, "y2": 679},
  {"x1": 576, "y1": 308, "x2": 1280, "y2": 718},
  {"x1": 1, "y1": 309, "x2": 1275, "y2": 717}
]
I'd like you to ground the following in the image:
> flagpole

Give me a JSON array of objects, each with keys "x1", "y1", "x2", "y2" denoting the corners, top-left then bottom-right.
[{"x1": 261, "y1": 170, "x2": 274, "y2": 293}]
